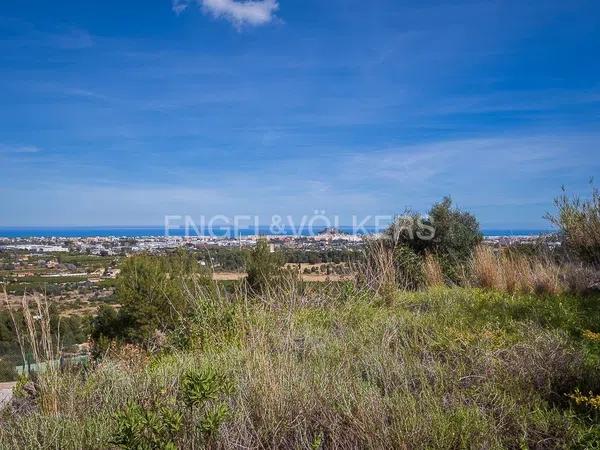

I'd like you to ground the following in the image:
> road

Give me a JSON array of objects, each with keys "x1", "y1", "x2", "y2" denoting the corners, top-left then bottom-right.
[{"x1": 0, "y1": 382, "x2": 15, "y2": 409}]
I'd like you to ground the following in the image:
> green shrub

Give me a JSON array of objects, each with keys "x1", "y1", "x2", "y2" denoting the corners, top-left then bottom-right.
[
  {"x1": 393, "y1": 245, "x2": 425, "y2": 290},
  {"x1": 386, "y1": 197, "x2": 482, "y2": 284},
  {"x1": 112, "y1": 403, "x2": 182, "y2": 450},
  {"x1": 90, "y1": 305, "x2": 121, "y2": 356},
  {"x1": 245, "y1": 238, "x2": 285, "y2": 295},
  {"x1": 92, "y1": 250, "x2": 213, "y2": 346},
  {"x1": 111, "y1": 367, "x2": 233, "y2": 449},
  {"x1": 546, "y1": 184, "x2": 600, "y2": 266},
  {"x1": 180, "y1": 367, "x2": 232, "y2": 408}
]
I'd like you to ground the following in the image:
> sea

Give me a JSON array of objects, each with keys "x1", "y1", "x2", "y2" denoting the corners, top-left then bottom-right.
[{"x1": 0, "y1": 227, "x2": 554, "y2": 239}]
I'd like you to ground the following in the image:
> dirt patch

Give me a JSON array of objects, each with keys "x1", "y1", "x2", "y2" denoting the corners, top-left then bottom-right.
[
  {"x1": 212, "y1": 272, "x2": 245, "y2": 281},
  {"x1": 0, "y1": 382, "x2": 15, "y2": 410},
  {"x1": 210, "y1": 271, "x2": 351, "y2": 282}
]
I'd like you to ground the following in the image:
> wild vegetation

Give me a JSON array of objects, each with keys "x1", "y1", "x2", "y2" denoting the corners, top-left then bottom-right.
[
  {"x1": 0, "y1": 306, "x2": 88, "y2": 382},
  {"x1": 1, "y1": 190, "x2": 600, "y2": 449},
  {"x1": 546, "y1": 183, "x2": 600, "y2": 266}
]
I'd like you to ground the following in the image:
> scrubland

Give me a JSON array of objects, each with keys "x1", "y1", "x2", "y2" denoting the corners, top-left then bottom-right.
[
  {"x1": 2, "y1": 192, "x2": 600, "y2": 449},
  {"x1": 2, "y1": 278, "x2": 600, "y2": 449}
]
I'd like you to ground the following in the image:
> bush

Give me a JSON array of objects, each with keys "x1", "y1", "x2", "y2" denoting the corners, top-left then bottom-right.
[
  {"x1": 90, "y1": 305, "x2": 122, "y2": 356},
  {"x1": 111, "y1": 367, "x2": 233, "y2": 449},
  {"x1": 112, "y1": 402, "x2": 182, "y2": 450},
  {"x1": 561, "y1": 263, "x2": 600, "y2": 295},
  {"x1": 546, "y1": 184, "x2": 600, "y2": 266},
  {"x1": 245, "y1": 238, "x2": 285, "y2": 295},
  {"x1": 92, "y1": 250, "x2": 212, "y2": 346},
  {"x1": 393, "y1": 245, "x2": 425, "y2": 290},
  {"x1": 386, "y1": 197, "x2": 482, "y2": 284}
]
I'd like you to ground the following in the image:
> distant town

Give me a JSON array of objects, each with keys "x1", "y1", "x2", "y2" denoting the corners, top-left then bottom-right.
[
  {"x1": 0, "y1": 229, "x2": 554, "y2": 303},
  {"x1": 0, "y1": 227, "x2": 551, "y2": 255}
]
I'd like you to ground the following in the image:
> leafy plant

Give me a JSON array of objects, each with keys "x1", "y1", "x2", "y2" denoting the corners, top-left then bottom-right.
[
  {"x1": 112, "y1": 403, "x2": 182, "y2": 450},
  {"x1": 12, "y1": 374, "x2": 29, "y2": 399},
  {"x1": 568, "y1": 389, "x2": 600, "y2": 411},
  {"x1": 180, "y1": 367, "x2": 231, "y2": 408},
  {"x1": 112, "y1": 367, "x2": 233, "y2": 449},
  {"x1": 198, "y1": 403, "x2": 230, "y2": 438}
]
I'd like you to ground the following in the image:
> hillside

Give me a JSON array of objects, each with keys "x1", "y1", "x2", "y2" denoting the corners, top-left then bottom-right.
[{"x1": 1, "y1": 282, "x2": 600, "y2": 448}]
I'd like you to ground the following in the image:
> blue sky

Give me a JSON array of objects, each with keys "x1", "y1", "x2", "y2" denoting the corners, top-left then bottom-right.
[{"x1": 1, "y1": 0, "x2": 599, "y2": 228}]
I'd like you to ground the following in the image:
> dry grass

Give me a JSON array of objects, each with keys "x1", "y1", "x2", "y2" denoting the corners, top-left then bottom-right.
[
  {"x1": 2, "y1": 287, "x2": 62, "y2": 415},
  {"x1": 470, "y1": 245, "x2": 564, "y2": 295},
  {"x1": 356, "y1": 240, "x2": 596, "y2": 298},
  {"x1": 470, "y1": 245, "x2": 503, "y2": 290},
  {"x1": 561, "y1": 263, "x2": 600, "y2": 295},
  {"x1": 423, "y1": 253, "x2": 445, "y2": 287},
  {"x1": 357, "y1": 238, "x2": 397, "y2": 296}
]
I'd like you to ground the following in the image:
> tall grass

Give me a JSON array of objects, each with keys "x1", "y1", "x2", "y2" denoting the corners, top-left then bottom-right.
[
  {"x1": 423, "y1": 253, "x2": 445, "y2": 287},
  {"x1": 468, "y1": 245, "x2": 600, "y2": 296},
  {"x1": 357, "y1": 238, "x2": 396, "y2": 294},
  {"x1": 2, "y1": 279, "x2": 600, "y2": 448},
  {"x1": 2, "y1": 288, "x2": 62, "y2": 415},
  {"x1": 359, "y1": 239, "x2": 597, "y2": 297}
]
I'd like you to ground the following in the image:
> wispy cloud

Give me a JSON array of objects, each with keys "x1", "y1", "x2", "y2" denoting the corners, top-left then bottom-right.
[
  {"x1": 0, "y1": 144, "x2": 41, "y2": 154},
  {"x1": 173, "y1": 0, "x2": 279, "y2": 27},
  {"x1": 0, "y1": 19, "x2": 94, "y2": 50},
  {"x1": 2, "y1": 131, "x2": 599, "y2": 227},
  {"x1": 49, "y1": 28, "x2": 94, "y2": 50},
  {"x1": 172, "y1": 0, "x2": 189, "y2": 15}
]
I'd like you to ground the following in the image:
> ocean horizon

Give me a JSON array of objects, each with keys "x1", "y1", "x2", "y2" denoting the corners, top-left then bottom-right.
[{"x1": 0, "y1": 226, "x2": 555, "y2": 239}]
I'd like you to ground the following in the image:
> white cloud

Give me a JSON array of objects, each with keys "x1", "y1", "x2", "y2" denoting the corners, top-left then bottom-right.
[
  {"x1": 172, "y1": 0, "x2": 190, "y2": 15},
  {"x1": 173, "y1": 0, "x2": 279, "y2": 27},
  {"x1": 0, "y1": 144, "x2": 41, "y2": 154}
]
